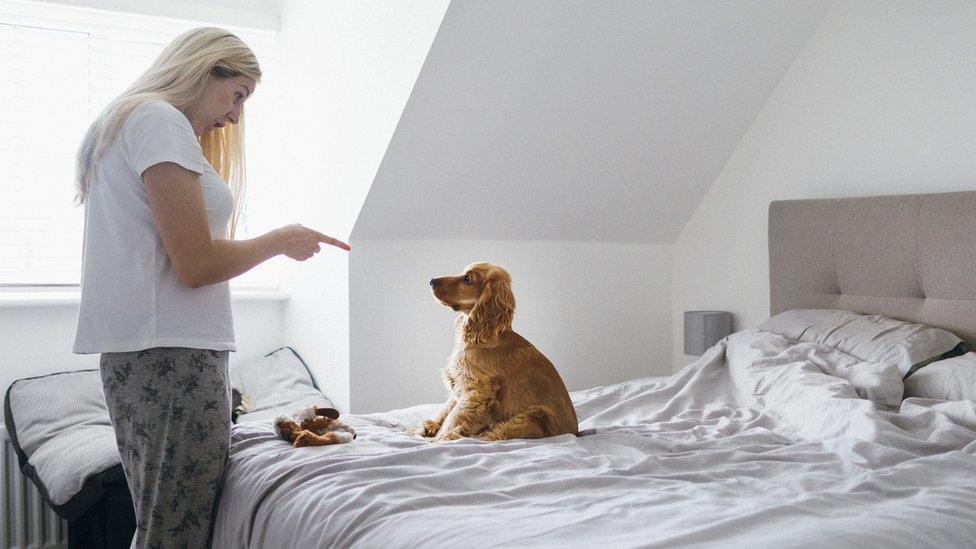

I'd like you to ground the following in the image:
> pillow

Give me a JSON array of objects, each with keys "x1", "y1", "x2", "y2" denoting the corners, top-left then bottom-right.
[
  {"x1": 758, "y1": 309, "x2": 965, "y2": 378},
  {"x1": 757, "y1": 309, "x2": 861, "y2": 341},
  {"x1": 229, "y1": 346, "x2": 335, "y2": 423},
  {"x1": 903, "y1": 352, "x2": 976, "y2": 401},
  {"x1": 4, "y1": 369, "x2": 124, "y2": 520}
]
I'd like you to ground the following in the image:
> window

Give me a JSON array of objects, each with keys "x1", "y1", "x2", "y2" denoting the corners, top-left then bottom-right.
[{"x1": 0, "y1": 0, "x2": 276, "y2": 286}]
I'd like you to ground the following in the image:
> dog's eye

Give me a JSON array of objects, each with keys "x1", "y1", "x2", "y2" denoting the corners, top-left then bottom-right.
[{"x1": 462, "y1": 274, "x2": 472, "y2": 285}]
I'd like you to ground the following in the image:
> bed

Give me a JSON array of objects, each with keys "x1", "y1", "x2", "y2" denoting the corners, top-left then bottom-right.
[
  {"x1": 212, "y1": 191, "x2": 976, "y2": 548},
  {"x1": 6, "y1": 191, "x2": 976, "y2": 548}
]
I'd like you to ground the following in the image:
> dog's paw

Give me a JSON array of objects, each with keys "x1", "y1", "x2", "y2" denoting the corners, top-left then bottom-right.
[
  {"x1": 407, "y1": 420, "x2": 440, "y2": 438},
  {"x1": 420, "y1": 419, "x2": 441, "y2": 437},
  {"x1": 432, "y1": 429, "x2": 462, "y2": 443}
]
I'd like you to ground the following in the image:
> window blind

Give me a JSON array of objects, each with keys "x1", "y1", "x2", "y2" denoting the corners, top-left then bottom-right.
[{"x1": 0, "y1": 0, "x2": 276, "y2": 286}]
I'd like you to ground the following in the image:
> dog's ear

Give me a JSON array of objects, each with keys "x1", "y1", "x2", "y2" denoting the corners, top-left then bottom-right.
[{"x1": 464, "y1": 270, "x2": 515, "y2": 344}]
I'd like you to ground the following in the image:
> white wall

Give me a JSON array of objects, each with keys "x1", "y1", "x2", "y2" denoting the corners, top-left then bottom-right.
[
  {"x1": 672, "y1": 0, "x2": 976, "y2": 370},
  {"x1": 349, "y1": 239, "x2": 672, "y2": 413},
  {"x1": 354, "y1": 0, "x2": 830, "y2": 243},
  {"x1": 268, "y1": 0, "x2": 449, "y2": 411},
  {"x1": 0, "y1": 298, "x2": 284, "y2": 398}
]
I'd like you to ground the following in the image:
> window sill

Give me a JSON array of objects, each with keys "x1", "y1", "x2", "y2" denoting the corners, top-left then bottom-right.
[{"x1": 0, "y1": 286, "x2": 289, "y2": 307}]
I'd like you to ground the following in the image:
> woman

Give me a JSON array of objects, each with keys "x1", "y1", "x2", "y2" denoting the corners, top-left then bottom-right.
[{"x1": 72, "y1": 27, "x2": 348, "y2": 547}]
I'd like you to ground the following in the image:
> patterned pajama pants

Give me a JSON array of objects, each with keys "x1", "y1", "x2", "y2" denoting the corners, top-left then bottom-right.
[{"x1": 100, "y1": 347, "x2": 231, "y2": 549}]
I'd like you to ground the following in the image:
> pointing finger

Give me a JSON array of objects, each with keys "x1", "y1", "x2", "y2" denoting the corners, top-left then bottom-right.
[{"x1": 313, "y1": 231, "x2": 351, "y2": 251}]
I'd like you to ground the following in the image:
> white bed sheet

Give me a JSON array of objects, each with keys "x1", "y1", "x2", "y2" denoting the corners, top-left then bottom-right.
[{"x1": 213, "y1": 329, "x2": 976, "y2": 548}]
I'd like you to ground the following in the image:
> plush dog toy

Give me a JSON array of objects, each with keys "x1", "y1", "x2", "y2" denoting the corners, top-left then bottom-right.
[{"x1": 274, "y1": 405, "x2": 357, "y2": 447}]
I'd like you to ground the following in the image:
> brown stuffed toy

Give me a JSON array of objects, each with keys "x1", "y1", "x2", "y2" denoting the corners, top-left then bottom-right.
[{"x1": 274, "y1": 405, "x2": 357, "y2": 447}]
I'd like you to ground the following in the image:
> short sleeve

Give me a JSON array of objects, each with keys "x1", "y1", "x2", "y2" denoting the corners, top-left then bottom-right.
[{"x1": 123, "y1": 101, "x2": 212, "y2": 178}]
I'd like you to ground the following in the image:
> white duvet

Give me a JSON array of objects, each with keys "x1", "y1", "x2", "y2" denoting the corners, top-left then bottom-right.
[{"x1": 214, "y1": 330, "x2": 976, "y2": 548}]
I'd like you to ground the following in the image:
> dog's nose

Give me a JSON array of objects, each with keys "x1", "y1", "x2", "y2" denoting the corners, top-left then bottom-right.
[{"x1": 429, "y1": 278, "x2": 440, "y2": 287}]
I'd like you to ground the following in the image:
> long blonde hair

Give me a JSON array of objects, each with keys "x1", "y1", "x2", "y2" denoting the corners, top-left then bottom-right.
[{"x1": 74, "y1": 27, "x2": 261, "y2": 236}]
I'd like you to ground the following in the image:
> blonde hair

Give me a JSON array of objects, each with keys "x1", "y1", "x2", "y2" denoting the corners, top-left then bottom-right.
[{"x1": 74, "y1": 27, "x2": 261, "y2": 236}]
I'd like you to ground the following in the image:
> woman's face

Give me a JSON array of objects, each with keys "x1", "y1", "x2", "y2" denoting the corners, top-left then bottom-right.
[{"x1": 184, "y1": 74, "x2": 256, "y2": 137}]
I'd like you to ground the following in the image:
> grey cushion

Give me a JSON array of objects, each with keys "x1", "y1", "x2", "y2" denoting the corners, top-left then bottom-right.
[
  {"x1": 3, "y1": 370, "x2": 123, "y2": 520},
  {"x1": 759, "y1": 309, "x2": 963, "y2": 378},
  {"x1": 229, "y1": 346, "x2": 334, "y2": 424},
  {"x1": 904, "y1": 352, "x2": 976, "y2": 401}
]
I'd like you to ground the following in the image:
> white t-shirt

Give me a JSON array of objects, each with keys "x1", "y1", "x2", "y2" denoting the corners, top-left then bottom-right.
[{"x1": 73, "y1": 100, "x2": 236, "y2": 354}]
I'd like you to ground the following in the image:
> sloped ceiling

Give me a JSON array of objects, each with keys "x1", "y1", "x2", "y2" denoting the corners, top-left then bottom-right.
[{"x1": 352, "y1": 0, "x2": 831, "y2": 243}]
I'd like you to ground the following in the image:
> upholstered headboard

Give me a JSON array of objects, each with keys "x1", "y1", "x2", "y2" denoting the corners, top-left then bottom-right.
[{"x1": 768, "y1": 190, "x2": 976, "y2": 349}]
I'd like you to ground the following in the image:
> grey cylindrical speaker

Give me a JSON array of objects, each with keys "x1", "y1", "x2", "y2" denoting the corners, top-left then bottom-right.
[{"x1": 683, "y1": 311, "x2": 732, "y2": 356}]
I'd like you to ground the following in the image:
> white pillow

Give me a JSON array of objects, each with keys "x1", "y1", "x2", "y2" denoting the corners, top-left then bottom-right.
[
  {"x1": 758, "y1": 309, "x2": 862, "y2": 341},
  {"x1": 904, "y1": 352, "x2": 976, "y2": 401},
  {"x1": 229, "y1": 346, "x2": 335, "y2": 423},
  {"x1": 759, "y1": 309, "x2": 964, "y2": 378},
  {"x1": 4, "y1": 369, "x2": 122, "y2": 517}
]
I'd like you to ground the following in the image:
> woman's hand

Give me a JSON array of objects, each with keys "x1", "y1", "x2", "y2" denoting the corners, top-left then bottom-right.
[{"x1": 274, "y1": 224, "x2": 351, "y2": 261}]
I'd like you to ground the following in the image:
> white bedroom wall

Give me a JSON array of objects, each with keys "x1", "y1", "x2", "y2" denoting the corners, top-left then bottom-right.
[
  {"x1": 268, "y1": 0, "x2": 449, "y2": 411},
  {"x1": 349, "y1": 239, "x2": 672, "y2": 414},
  {"x1": 353, "y1": 0, "x2": 832, "y2": 244},
  {"x1": 672, "y1": 0, "x2": 976, "y2": 370}
]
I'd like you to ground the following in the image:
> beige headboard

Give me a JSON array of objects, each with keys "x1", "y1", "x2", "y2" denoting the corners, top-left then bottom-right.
[{"x1": 768, "y1": 190, "x2": 976, "y2": 349}]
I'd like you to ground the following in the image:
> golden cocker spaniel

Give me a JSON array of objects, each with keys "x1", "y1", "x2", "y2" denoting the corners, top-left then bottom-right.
[{"x1": 410, "y1": 262, "x2": 578, "y2": 442}]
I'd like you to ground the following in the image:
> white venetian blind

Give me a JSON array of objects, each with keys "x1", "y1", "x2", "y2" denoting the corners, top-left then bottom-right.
[{"x1": 0, "y1": 0, "x2": 276, "y2": 286}]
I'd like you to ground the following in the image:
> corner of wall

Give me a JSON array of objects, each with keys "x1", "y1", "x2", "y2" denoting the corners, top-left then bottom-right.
[{"x1": 668, "y1": 3, "x2": 833, "y2": 372}]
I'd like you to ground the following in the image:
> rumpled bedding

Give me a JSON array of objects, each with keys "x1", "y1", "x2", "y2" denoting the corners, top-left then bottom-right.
[{"x1": 213, "y1": 329, "x2": 976, "y2": 548}]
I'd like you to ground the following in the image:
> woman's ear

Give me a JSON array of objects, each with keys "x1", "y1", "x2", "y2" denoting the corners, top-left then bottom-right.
[{"x1": 463, "y1": 274, "x2": 515, "y2": 344}]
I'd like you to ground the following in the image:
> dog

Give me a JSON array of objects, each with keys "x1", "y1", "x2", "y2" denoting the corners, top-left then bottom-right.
[{"x1": 410, "y1": 262, "x2": 578, "y2": 442}]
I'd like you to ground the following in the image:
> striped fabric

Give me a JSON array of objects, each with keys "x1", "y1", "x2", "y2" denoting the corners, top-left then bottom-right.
[{"x1": 6, "y1": 370, "x2": 120, "y2": 511}]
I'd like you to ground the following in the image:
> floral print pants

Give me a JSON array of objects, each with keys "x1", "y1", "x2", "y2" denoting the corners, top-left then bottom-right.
[{"x1": 100, "y1": 347, "x2": 231, "y2": 549}]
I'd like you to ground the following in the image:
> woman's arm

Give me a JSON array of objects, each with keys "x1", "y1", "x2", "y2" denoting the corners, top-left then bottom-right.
[{"x1": 143, "y1": 161, "x2": 349, "y2": 288}]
